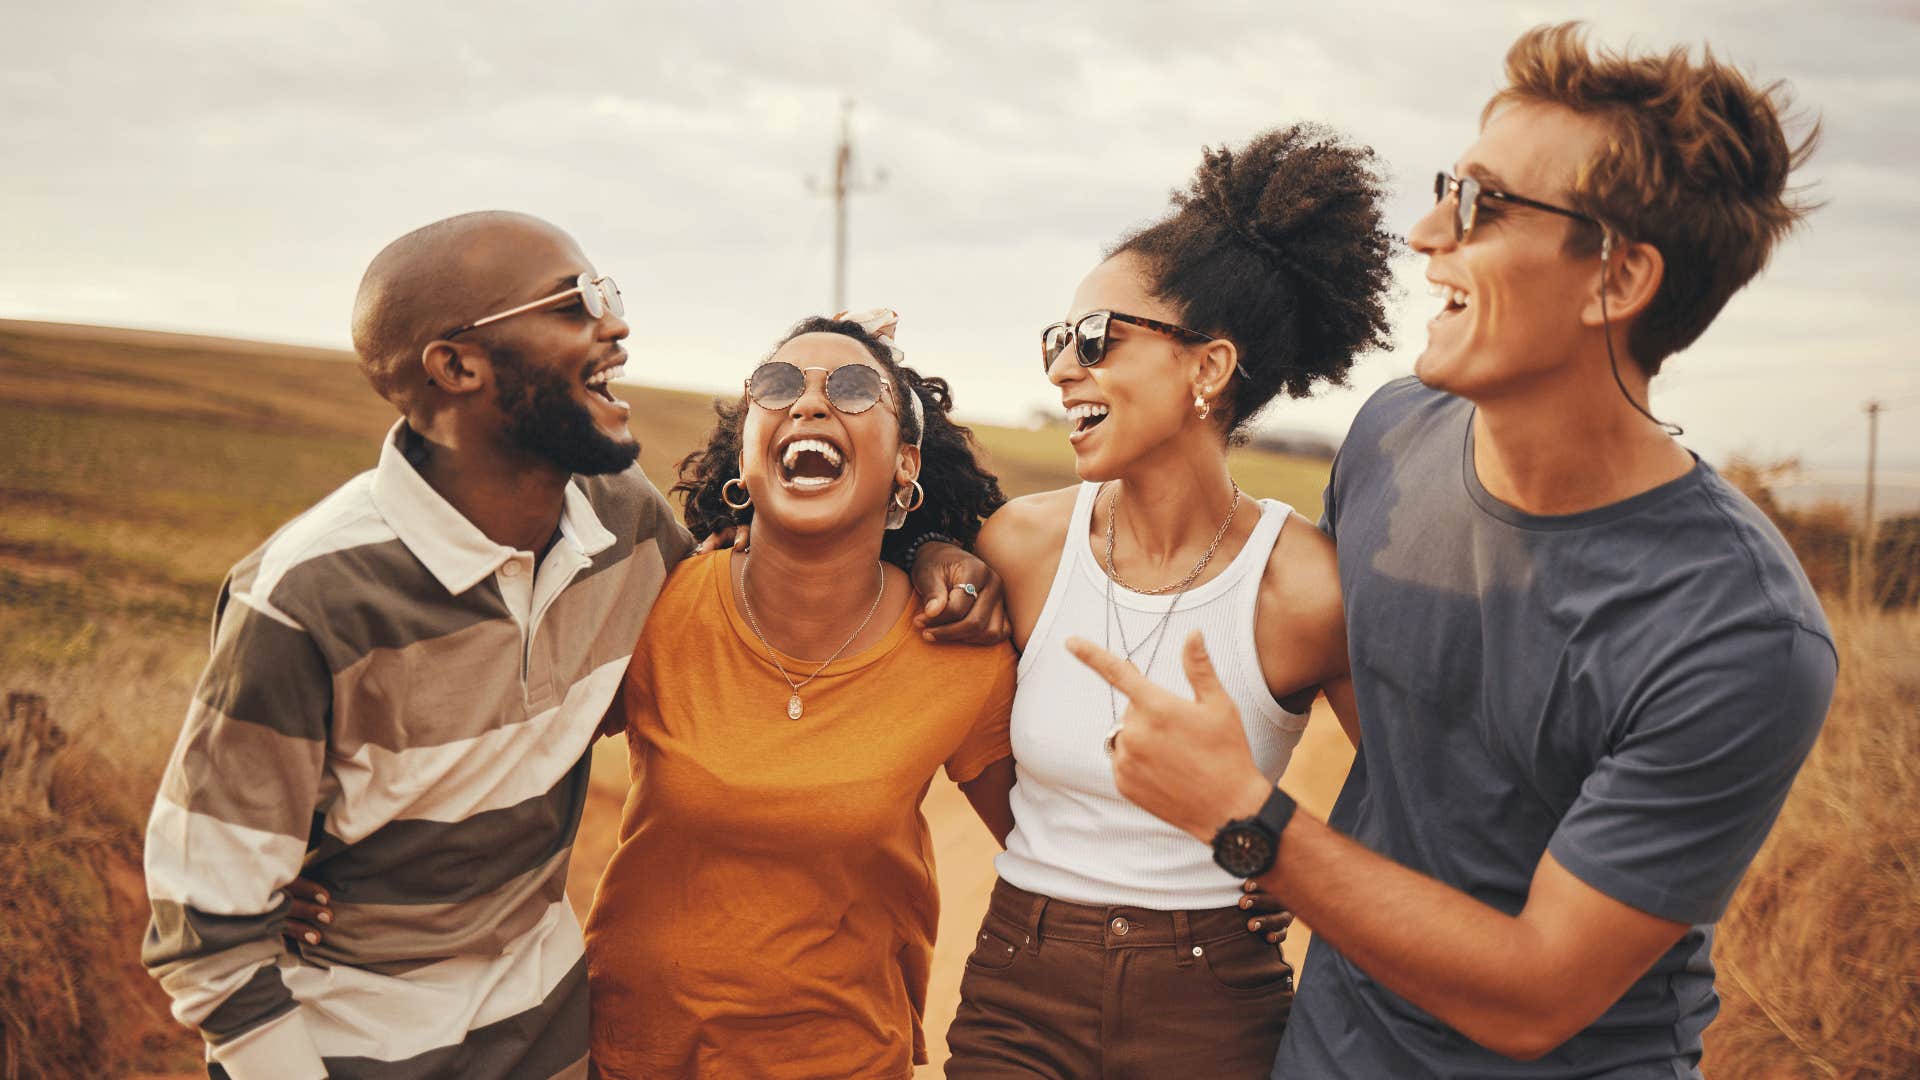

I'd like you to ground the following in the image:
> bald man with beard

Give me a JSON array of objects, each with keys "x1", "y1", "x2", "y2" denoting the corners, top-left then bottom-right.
[{"x1": 140, "y1": 212, "x2": 1001, "y2": 1079}]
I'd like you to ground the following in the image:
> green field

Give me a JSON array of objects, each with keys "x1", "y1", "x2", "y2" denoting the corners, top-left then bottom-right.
[
  {"x1": 0, "y1": 318, "x2": 1329, "y2": 671},
  {"x1": 0, "y1": 317, "x2": 1330, "y2": 1076}
]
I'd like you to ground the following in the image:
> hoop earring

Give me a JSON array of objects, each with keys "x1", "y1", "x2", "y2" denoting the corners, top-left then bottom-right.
[
  {"x1": 721, "y1": 478, "x2": 752, "y2": 511},
  {"x1": 1193, "y1": 394, "x2": 1211, "y2": 421},
  {"x1": 884, "y1": 480, "x2": 924, "y2": 530}
]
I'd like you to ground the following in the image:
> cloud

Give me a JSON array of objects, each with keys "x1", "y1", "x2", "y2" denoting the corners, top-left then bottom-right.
[{"x1": 2, "y1": 0, "x2": 1916, "y2": 470}]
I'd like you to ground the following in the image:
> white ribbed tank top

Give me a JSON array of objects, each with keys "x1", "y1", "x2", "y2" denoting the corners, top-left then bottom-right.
[{"x1": 996, "y1": 481, "x2": 1309, "y2": 910}]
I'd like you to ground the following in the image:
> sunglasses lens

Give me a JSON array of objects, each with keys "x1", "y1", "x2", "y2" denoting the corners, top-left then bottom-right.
[
  {"x1": 576, "y1": 273, "x2": 604, "y2": 319},
  {"x1": 1041, "y1": 324, "x2": 1073, "y2": 370},
  {"x1": 601, "y1": 277, "x2": 624, "y2": 318},
  {"x1": 747, "y1": 362, "x2": 805, "y2": 410},
  {"x1": 826, "y1": 365, "x2": 885, "y2": 413},
  {"x1": 1434, "y1": 172, "x2": 1448, "y2": 204},
  {"x1": 1456, "y1": 177, "x2": 1478, "y2": 240},
  {"x1": 1076, "y1": 313, "x2": 1109, "y2": 366}
]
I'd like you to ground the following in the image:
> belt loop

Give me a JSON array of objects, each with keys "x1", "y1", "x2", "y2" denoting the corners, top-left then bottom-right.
[
  {"x1": 1025, "y1": 894, "x2": 1049, "y2": 954},
  {"x1": 1173, "y1": 910, "x2": 1195, "y2": 968}
]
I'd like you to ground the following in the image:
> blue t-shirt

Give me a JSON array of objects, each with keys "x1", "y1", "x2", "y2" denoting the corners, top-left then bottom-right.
[{"x1": 1274, "y1": 378, "x2": 1836, "y2": 1079}]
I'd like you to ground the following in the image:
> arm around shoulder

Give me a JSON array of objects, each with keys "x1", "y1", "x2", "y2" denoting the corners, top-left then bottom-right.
[
  {"x1": 976, "y1": 487, "x2": 1078, "y2": 649},
  {"x1": 975, "y1": 488, "x2": 1075, "y2": 579}
]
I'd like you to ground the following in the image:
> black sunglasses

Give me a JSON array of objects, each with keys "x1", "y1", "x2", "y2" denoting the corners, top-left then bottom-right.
[
  {"x1": 1040, "y1": 310, "x2": 1224, "y2": 373},
  {"x1": 745, "y1": 361, "x2": 891, "y2": 414},
  {"x1": 1434, "y1": 171, "x2": 1598, "y2": 242}
]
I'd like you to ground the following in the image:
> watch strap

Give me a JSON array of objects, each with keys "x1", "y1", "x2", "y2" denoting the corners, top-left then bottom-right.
[{"x1": 1255, "y1": 784, "x2": 1297, "y2": 839}]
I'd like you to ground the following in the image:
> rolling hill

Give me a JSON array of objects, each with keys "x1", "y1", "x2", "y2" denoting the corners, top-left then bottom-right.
[{"x1": 0, "y1": 317, "x2": 1344, "y2": 1079}]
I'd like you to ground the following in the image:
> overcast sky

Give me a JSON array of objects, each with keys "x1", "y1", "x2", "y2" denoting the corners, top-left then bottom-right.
[{"x1": 4, "y1": 0, "x2": 1916, "y2": 472}]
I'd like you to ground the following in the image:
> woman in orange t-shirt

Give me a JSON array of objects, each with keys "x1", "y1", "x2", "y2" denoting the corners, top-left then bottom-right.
[{"x1": 584, "y1": 314, "x2": 1018, "y2": 1079}]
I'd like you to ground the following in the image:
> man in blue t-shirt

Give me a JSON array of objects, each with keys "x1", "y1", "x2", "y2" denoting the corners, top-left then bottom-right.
[{"x1": 1068, "y1": 23, "x2": 1835, "y2": 1078}]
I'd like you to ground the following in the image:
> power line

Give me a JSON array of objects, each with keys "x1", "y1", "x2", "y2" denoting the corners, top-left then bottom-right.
[
  {"x1": 1853, "y1": 399, "x2": 1882, "y2": 612},
  {"x1": 806, "y1": 99, "x2": 886, "y2": 313}
]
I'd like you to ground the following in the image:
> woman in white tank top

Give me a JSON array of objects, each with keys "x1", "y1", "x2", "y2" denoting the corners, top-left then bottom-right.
[{"x1": 945, "y1": 126, "x2": 1396, "y2": 1077}]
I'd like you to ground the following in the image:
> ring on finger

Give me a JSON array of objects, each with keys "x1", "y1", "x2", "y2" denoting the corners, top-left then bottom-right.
[{"x1": 958, "y1": 582, "x2": 979, "y2": 599}]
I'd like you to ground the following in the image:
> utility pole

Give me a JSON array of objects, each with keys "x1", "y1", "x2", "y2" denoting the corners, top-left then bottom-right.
[
  {"x1": 1859, "y1": 399, "x2": 1882, "y2": 610},
  {"x1": 808, "y1": 98, "x2": 885, "y2": 313}
]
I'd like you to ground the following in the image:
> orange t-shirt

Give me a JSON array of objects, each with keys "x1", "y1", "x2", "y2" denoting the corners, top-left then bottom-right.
[{"x1": 585, "y1": 549, "x2": 1016, "y2": 1079}]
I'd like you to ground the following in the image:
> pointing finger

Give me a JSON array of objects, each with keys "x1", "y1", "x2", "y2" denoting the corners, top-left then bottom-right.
[
  {"x1": 1063, "y1": 636, "x2": 1167, "y2": 708},
  {"x1": 1179, "y1": 630, "x2": 1229, "y2": 704}
]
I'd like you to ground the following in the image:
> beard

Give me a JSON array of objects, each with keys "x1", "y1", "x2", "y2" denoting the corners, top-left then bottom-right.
[{"x1": 491, "y1": 346, "x2": 640, "y2": 476}]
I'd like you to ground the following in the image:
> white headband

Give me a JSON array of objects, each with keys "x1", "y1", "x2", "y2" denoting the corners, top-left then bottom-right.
[{"x1": 837, "y1": 307, "x2": 922, "y2": 448}]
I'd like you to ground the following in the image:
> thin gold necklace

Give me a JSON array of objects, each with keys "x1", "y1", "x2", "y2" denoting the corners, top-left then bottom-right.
[
  {"x1": 738, "y1": 550, "x2": 886, "y2": 720},
  {"x1": 1102, "y1": 479, "x2": 1242, "y2": 595}
]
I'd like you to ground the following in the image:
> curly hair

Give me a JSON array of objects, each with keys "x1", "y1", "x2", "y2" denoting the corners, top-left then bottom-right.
[
  {"x1": 1487, "y1": 22, "x2": 1819, "y2": 374},
  {"x1": 672, "y1": 317, "x2": 1007, "y2": 568},
  {"x1": 1111, "y1": 124, "x2": 1398, "y2": 441}
]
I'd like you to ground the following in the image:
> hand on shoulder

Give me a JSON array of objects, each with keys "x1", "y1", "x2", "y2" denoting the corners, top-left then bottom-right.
[{"x1": 978, "y1": 486, "x2": 1081, "y2": 651}]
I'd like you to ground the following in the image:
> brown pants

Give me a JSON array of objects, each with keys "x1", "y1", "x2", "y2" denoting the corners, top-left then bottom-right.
[{"x1": 945, "y1": 879, "x2": 1292, "y2": 1079}]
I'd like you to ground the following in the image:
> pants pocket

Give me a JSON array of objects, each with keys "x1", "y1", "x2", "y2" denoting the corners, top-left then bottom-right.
[
  {"x1": 1199, "y1": 932, "x2": 1296, "y2": 998},
  {"x1": 963, "y1": 911, "x2": 1027, "y2": 974}
]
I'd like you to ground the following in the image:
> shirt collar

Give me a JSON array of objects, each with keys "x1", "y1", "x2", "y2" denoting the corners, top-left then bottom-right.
[{"x1": 369, "y1": 420, "x2": 616, "y2": 595}]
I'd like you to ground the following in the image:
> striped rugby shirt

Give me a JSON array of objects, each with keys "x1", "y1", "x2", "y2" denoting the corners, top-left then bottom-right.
[{"x1": 142, "y1": 420, "x2": 691, "y2": 1079}]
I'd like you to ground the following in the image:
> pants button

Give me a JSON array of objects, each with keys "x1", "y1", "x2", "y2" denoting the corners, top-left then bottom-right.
[{"x1": 1111, "y1": 917, "x2": 1130, "y2": 936}]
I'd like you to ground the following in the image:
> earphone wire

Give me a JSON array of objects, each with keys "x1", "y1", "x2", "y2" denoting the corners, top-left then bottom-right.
[{"x1": 1601, "y1": 236, "x2": 1683, "y2": 437}]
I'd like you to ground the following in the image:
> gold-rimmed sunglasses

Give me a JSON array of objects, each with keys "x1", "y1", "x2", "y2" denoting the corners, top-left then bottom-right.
[
  {"x1": 744, "y1": 361, "x2": 892, "y2": 415},
  {"x1": 445, "y1": 272, "x2": 624, "y2": 339}
]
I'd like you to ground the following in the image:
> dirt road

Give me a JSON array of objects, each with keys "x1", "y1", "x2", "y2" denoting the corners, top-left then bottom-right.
[{"x1": 568, "y1": 706, "x2": 1355, "y2": 1076}]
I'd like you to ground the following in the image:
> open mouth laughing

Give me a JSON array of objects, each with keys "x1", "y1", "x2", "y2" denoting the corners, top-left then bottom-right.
[
  {"x1": 776, "y1": 434, "x2": 848, "y2": 491},
  {"x1": 582, "y1": 359, "x2": 631, "y2": 417},
  {"x1": 584, "y1": 362, "x2": 624, "y2": 400},
  {"x1": 1428, "y1": 280, "x2": 1471, "y2": 325},
  {"x1": 1066, "y1": 401, "x2": 1109, "y2": 444}
]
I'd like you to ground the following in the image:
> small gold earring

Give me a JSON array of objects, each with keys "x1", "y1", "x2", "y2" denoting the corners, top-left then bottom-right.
[{"x1": 1194, "y1": 394, "x2": 1211, "y2": 421}]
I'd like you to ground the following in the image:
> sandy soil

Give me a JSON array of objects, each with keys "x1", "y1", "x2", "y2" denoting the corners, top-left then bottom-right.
[{"x1": 568, "y1": 704, "x2": 1356, "y2": 1076}]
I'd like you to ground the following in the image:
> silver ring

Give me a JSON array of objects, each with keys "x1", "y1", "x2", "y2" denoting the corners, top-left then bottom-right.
[
  {"x1": 1103, "y1": 723, "x2": 1124, "y2": 756},
  {"x1": 958, "y1": 582, "x2": 979, "y2": 599}
]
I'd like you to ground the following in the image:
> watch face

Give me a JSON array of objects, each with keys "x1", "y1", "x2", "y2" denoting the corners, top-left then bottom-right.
[{"x1": 1215, "y1": 824, "x2": 1277, "y2": 879}]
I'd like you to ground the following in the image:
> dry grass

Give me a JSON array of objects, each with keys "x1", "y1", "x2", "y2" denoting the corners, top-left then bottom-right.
[
  {"x1": 1, "y1": 627, "x2": 200, "y2": 1079},
  {"x1": 1703, "y1": 607, "x2": 1920, "y2": 1078},
  {"x1": 4, "y1": 319, "x2": 1911, "y2": 1077},
  {"x1": 0, "y1": 319, "x2": 1328, "y2": 1077}
]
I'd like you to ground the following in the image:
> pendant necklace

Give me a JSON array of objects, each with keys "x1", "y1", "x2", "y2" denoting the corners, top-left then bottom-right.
[{"x1": 738, "y1": 550, "x2": 886, "y2": 720}]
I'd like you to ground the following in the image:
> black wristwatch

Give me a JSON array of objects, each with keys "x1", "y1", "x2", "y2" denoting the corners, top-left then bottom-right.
[{"x1": 1211, "y1": 786, "x2": 1296, "y2": 879}]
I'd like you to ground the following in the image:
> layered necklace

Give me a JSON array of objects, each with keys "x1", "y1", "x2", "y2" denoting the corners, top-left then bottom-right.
[
  {"x1": 738, "y1": 549, "x2": 886, "y2": 721},
  {"x1": 1101, "y1": 479, "x2": 1241, "y2": 728}
]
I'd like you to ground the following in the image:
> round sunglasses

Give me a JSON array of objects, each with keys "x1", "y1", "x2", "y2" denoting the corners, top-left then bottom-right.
[
  {"x1": 444, "y1": 272, "x2": 623, "y2": 339},
  {"x1": 745, "y1": 361, "x2": 892, "y2": 414},
  {"x1": 1040, "y1": 310, "x2": 1219, "y2": 373}
]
